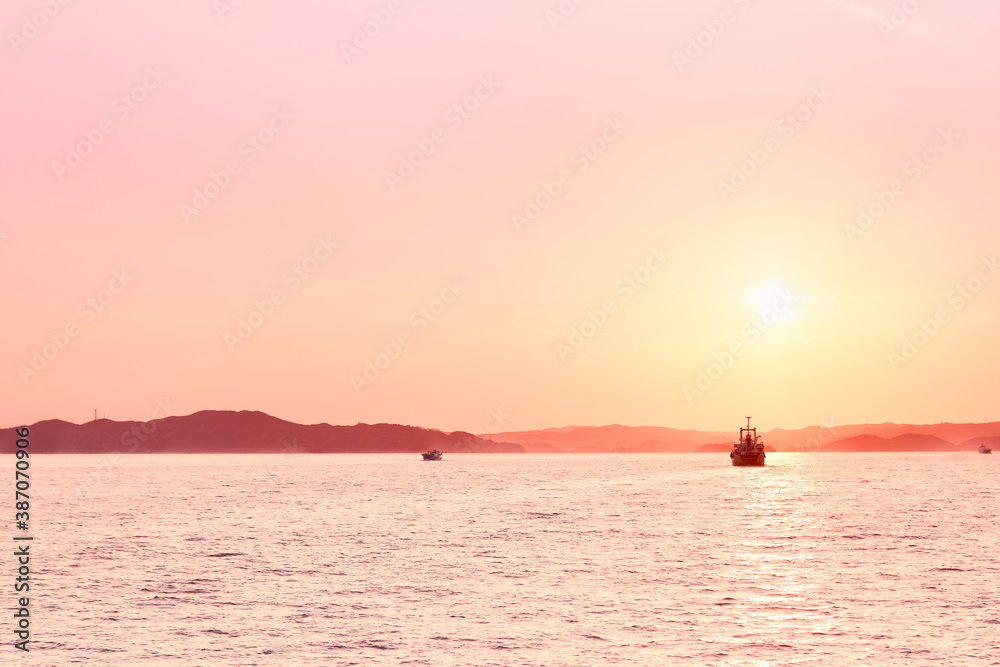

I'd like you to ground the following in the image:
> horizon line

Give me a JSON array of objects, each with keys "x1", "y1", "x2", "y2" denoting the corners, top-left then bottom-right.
[{"x1": 4, "y1": 408, "x2": 999, "y2": 433}]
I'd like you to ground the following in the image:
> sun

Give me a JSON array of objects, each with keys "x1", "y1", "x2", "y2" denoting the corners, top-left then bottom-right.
[{"x1": 745, "y1": 282, "x2": 802, "y2": 326}]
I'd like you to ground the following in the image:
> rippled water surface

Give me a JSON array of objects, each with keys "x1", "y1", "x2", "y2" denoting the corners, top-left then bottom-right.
[{"x1": 17, "y1": 452, "x2": 1000, "y2": 665}]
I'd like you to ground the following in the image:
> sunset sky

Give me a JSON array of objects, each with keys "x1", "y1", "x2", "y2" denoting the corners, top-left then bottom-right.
[{"x1": 3, "y1": 0, "x2": 998, "y2": 433}]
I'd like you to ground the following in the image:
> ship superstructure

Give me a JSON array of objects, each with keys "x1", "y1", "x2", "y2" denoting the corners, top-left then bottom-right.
[{"x1": 731, "y1": 416, "x2": 766, "y2": 466}]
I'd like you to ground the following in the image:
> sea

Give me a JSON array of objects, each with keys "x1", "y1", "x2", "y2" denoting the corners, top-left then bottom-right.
[{"x1": 11, "y1": 451, "x2": 999, "y2": 666}]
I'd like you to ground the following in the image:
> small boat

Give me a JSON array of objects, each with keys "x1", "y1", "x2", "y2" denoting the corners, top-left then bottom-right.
[
  {"x1": 422, "y1": 449, "x2": 442, "y2": 461},
  {"x1": 979, "y1": 444, "x2": 992, "y2": 454},
  {"x1": 731, "y1": 416, "x2": 765, "y2": 466}
]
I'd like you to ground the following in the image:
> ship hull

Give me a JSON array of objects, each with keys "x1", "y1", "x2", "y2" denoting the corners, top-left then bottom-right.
[{"x1": 731, "y1": 453, "x2": 765, "y2": 466}]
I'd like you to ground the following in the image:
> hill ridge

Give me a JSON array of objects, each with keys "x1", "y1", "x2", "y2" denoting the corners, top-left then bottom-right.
[{"x1": 0, "y1": 411, "x2": 524, "y2": 454}]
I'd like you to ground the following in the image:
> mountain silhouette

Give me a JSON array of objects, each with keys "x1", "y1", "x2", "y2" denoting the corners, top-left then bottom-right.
[
  {"x1": 1, "y1": 410, "x2": 524, "y2": 454},
  {"x1": 5, "y1": 412, "x2": 998, "y2": 454},
  {"x1": 488, "y1": 421, "x2": 1000, "y2": 452}
]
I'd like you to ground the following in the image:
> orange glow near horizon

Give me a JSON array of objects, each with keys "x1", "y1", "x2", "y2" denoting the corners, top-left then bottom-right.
[{"x1": 2, "y1": 1, "x2": 999, "y2": 433}]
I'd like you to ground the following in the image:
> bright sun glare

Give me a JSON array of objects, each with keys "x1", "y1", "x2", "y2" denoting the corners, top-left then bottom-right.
[{"x1": 745, "y1": 283, "x2": 802, "y2": 326}]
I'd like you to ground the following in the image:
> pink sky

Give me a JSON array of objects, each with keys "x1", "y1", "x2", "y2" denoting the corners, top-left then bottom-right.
[{"x1": 2, "y1": 0, "x2": 999, "y2": 432}]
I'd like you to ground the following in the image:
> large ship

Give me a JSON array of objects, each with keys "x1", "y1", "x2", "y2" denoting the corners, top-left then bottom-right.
[
  {"x1": 979, "y1": 443, "x2": 992, "y2": 454},
  {"x1": 731, "y1": 416, "x2": 766, "y2": 466},
  {"x1": 422, "y1": 449, "x2": 442, "y2": 461}
]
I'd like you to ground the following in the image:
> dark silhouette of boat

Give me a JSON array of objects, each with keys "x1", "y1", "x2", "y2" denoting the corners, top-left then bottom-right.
[
  {"x1": 731, "y1": 416, "x2": 765, "y2": 466},
  {"x1": 422, "y1": 449, "x2": 442, "y2": 461},
  {"x1": 979, "y1": 443, "x2": 992, "y2": 454}
]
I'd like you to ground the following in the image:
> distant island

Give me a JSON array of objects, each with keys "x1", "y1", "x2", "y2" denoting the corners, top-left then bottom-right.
[
  {"x1": 2, "y1": 411, "x2": 997, "y2": 454},
  {"x1": 0, "y1": 411, "x2": 524, "y2": 455},
  {"x1": 490, "y1": 423, "x2": 1000, "y2": 453}
]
